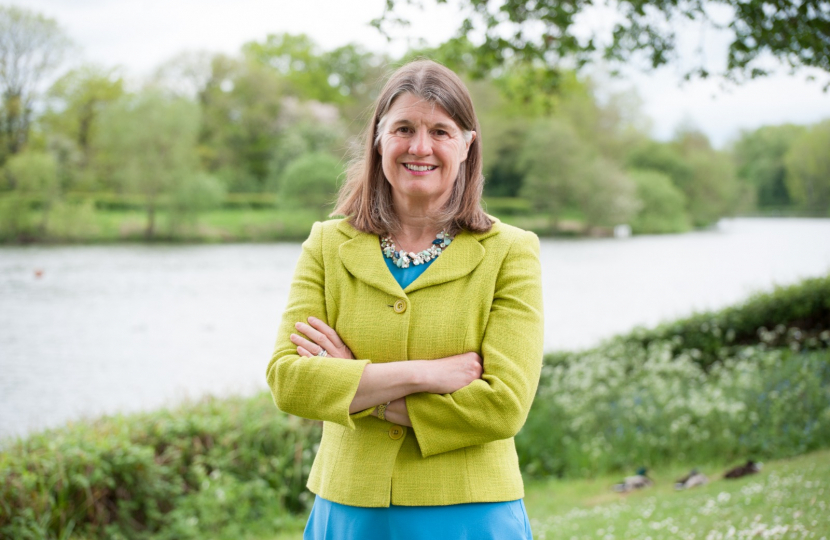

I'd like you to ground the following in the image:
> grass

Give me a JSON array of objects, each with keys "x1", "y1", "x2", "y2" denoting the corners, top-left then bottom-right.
[
  {"x1": 249, "y1": 450, "x2": 830, "y2": 540},
  {"x1": 1, "y1": 204, "x2": 594, "y2": 243},
  {"x1": 524, "y1": 449, "x2": 830, "y2": 540}
]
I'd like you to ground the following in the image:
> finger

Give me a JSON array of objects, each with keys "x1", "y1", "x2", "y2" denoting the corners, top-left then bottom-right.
[
  {"x1": 295, "y1": 321, "x2": 330, "y2": 348},
  {"x1": 297, "y1": 345, "x2": 314, "y2": 358},
  {"x1": 290, "y1": 333, "x2": 323, "y2": 354},
  {"x1": 308, "y1": 316, "x2": 344, "y2": 347}
]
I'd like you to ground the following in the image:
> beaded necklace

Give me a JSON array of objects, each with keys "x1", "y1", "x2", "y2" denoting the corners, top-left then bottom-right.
[{"x1": 380, "y1": 231, "x2": 453, "y2": 268}]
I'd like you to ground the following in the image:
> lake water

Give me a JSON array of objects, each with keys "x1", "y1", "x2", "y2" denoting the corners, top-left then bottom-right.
[{"x1": 1, "y1": 218, "x2": 829, "y2": 439}]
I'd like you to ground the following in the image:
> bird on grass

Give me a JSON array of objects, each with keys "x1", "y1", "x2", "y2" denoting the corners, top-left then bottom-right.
[
  {"x1": 674, "y1": 468, "x2": 709, "y2": 490},
  {"x1": 612, "y1": 467, "x2": 653, "y2": 492},
  {"x1": 724, "y1": 460, "x2": 762, "y2": 479}
]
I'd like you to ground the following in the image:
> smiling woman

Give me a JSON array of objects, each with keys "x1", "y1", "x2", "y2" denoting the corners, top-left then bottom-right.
[
  {"x1": 377, "y1": 93, "x2": 476, "y2": 205},
  {"x1": 265, "y1": 60, "x2": 543, "y2": 540}
]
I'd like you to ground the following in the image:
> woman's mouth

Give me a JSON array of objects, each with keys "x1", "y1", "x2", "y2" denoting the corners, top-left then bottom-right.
[{"x1": 404, "y1": 164, "x2": 437, "y2": 172}]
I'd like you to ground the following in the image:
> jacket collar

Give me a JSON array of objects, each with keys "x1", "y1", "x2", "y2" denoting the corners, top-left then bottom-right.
[{"x1": 337, "y1": 218, "x2": 501, "y2": 295}]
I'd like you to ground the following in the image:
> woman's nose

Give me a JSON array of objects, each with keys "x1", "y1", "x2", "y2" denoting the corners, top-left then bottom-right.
[{"x1": 409, "y1": 129, "x2": 432, "y2": 156}]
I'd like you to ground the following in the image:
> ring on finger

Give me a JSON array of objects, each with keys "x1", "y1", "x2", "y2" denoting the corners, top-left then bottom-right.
[{"x1": 316, "y1": 347, "x2": 328, "y2": 358}]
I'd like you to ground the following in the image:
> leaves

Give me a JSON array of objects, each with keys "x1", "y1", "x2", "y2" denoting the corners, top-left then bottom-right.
[{"x1": 374, "y1": 0, "x2": 830, "y2": 89}]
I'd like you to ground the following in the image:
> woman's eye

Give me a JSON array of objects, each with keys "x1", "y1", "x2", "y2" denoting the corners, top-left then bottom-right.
[
  {"x1": 433, "y1": 130, "x2": 450, "y2": 139},
  {"x1": 395, "y1": 126, "x2": 412, "y2": 134}
]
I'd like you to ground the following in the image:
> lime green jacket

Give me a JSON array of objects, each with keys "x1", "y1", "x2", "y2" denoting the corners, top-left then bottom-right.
[{"x1": 266, "y1": 217, "x2": 544, "y2": 507}]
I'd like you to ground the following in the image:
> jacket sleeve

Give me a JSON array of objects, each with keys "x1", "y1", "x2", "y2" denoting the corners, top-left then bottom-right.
[
  {"x1": 265, "y1": 221, "x2": 371, "y2": 429},
  {"x1": 405, "y1": 230, "x2": 544, "y2": 457}
]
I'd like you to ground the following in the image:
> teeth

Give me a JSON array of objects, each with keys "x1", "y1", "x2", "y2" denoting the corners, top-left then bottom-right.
[{"x1": 404, "y1": 164, "x2": 436, "y2": 172}]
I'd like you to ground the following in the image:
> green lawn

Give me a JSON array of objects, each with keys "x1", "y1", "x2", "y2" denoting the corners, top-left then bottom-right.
[
  {"x1": 264, "y1": 450, "x2": 830, "y2": 540},
  {"x1": 524, "y1": 449, "x2": 830, "y2": 540}
]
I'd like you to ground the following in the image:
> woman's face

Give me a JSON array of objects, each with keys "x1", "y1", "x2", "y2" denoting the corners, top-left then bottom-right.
[{"x1": 377, "y1": 93, "x2": 475, "y2": 207}]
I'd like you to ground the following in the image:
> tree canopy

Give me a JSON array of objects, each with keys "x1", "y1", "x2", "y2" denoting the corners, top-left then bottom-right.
[
  {"x1": 374, "y1": 0, "x2": 830, "y2": 87},
  {"x1": 0, "y1": 5, "x2": 71, "y2": 160}
]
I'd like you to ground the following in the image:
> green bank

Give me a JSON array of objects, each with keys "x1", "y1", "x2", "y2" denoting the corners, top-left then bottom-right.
[{"x1": 1, "y1": 275, "x2": 828, "y2": 539}]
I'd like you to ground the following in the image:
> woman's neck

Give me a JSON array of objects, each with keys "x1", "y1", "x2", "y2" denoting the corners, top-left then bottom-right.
[{"x1": 391, "y1": 194, "x2": 448, "y2": 252}]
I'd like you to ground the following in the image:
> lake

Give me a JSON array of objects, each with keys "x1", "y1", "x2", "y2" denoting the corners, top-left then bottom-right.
[{"x1": 1, "y1": 218, "x2": 829, "y2": 439}]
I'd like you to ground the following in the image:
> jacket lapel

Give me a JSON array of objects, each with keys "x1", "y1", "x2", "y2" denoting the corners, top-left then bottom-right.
[
  {"x1": 404, "y1": 231, "x2": 486, "y2": 293},
  {"x1": 338, "y1": 224, "x2": 403, "y2": 297},
  {"x1": 336, "y1": 218, "x2": 501, "y2": 296}
]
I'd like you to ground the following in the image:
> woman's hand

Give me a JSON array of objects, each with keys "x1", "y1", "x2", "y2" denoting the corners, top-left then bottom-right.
[
  {"x1": 421, "y1": 352, "x2": 483, "y2": 394},
  {"x1": 371, "y1": 398, "x2": 412, "y2": 427},
  {"x1": 291, "y1": 316, "x2": 354, "y2": 359}
]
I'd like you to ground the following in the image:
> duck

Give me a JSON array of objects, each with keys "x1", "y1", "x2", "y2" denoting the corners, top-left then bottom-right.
[
  {"x1": 674, "y1": 468, "x2": 709, "y2": 490},
  {"x1": 612, "y1": 467, "x2": 653, "y2": 492},
  {"x1": 724, "y1": 460, "x2": 762, "y2": 479}
]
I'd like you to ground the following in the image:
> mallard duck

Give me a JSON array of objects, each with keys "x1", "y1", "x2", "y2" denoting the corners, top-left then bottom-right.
[
  {"x1": 674, "y1": 468, "x2": 709, "y2": 490},
  {"x1": 612, "y1": 467, "x2": 653, "y2": 492},
  {"x1": 724, "y1": 460, "x2": 762, "y2": 479}
]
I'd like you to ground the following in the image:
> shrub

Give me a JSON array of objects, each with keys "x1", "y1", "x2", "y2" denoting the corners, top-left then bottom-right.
[
  {"x1": 628, "y1": 169, "x2": 690, "y2": 234},
  {"x1": 0, "y1": 394, "x2": 320, "y2": 540},
  {"x1": 518, "y1": 343, "x2": 830, "y2": 478},
  {"x1": 622, "y1": 274, "x2": 830, "y2": 370},
  {"x1": 278, "y1": 152, "x2": 343, "y2": 215}
]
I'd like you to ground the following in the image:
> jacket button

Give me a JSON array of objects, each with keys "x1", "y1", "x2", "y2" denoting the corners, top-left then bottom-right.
[
  {"x1": 393, "y1": 299, "x2": 406, "y2": 313},
  {"x1": 388, "y1": 426, "x2": 404, "y2": 440}
]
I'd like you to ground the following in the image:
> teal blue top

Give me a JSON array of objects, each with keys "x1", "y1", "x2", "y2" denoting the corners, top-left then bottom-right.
[{"x1": 383, "y1": 254, "x2": 436, "y2": 289}]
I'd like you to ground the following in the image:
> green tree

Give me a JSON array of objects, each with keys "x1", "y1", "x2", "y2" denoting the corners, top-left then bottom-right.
[
  {"x1": 573, "y1": 158, "x2": 641, "y2": 229},
  {"x1": 278, "y1": 152, "x2": 343, "y2": 216},
  {"x1": 168, "y1": 173, "x2": 226, "y2": 236},
  {"x1": 733, "y1": 124, "x2": 807, "y2": 209},
  {"x1": 3, "y1": 150, "x2": 59, "y2": 233},
  {"x1": 376, "y1": 0, "x2": 830, "y2": 87},
  {"x1": 197, "y1": 55, "x2": 287, "y2": 192},
  {"x1": 518, "y1": 119, "x2": 587, "y2": 227},
  {"x1": 242, "y1": 34, "x2": 385, "y2": 110},
  {"x1": 95, "y1": 92, "x2": 201, "y2": 238},
  {"x1": 0, "y1": 6, "x2": 71, "y2": 162},
  {"x1": 628, "y1": 169, "x2": 690, "y2": 234},
  {"x1": 43, "y1": 65, "x2": 124, "y2": 168},
  {"x1": 785, "y1": 120, "x2": 830, "y2": 216},
  {"x1": 628, "y1": 132, "x2": 742, "y2": 227},
  {"x1": 266, "y1": 113, "x2": 344, "y2": 193},
  {"x1": 674, "y1": 128, "x2": 743, "y2": 226}
]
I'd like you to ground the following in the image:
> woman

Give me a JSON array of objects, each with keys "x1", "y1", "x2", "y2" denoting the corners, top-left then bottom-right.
[{"x1": 266, "y1": 60, "x2": 544, "y2": 539}]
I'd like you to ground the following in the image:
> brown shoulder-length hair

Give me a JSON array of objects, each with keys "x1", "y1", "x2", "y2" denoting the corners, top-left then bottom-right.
[{"x1": 331, "y1": 59, "x2": 492, "y2": 235}]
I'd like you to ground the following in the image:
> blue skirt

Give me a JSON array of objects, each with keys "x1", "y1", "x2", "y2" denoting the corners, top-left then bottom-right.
[{"x1": 304, "y1": 496, "x2": 533, "y2": 540}]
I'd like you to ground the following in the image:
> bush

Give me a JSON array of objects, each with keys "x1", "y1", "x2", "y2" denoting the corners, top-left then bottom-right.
[
  {"x1": 628, "y1": 169, "x2": 690, "y2": 234},
  {"x1": 0, "y1": 394, "x2": 320, "y2": 540},
  {"x1": 518, "y1": 273, "x2": 830, "y2": 479},
  {"x1": 0, "y1": 194, "x2": 33, "y2": 241},
  {"x1": 518, "y1": 343, "x2": 830, "y2": 479},
  {"x1": 278, "y1": 152, "x2": 343, "y2": 215},
  {"x1": 622, "y1": 274, "x2": 830, "y2": 370},
  {"x1": 46, "y1": 200, "x2": 99, "y2": 241}
]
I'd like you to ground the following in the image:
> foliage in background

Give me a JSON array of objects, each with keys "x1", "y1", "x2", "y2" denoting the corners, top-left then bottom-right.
[
  {"x1": 785, "y1": 119, "x2": 830, "y2": 217},
  {"x1": 94, "y1": 92, "x2": 202, "y2": 238},
  {"x1": 374, "y1": 0, "x2": 830, "y2": 87},
  {"x1": 2, "y1": 150, "x2": 59, "y2": 234},
  {"x1": 0, "y1": 5, "x2": 71, "y2": 163},
  {"x1": 732, "y1": 124, "x2": 805, "y2": 211},
  {"x1": 627, "y1": 169, "x2": 690, "y2": 234},
  {"x1": 1, "y1": 6, "x2": 829, "y2": 244},
  {"x1": 278, "y1": 152, "x2": 343, "y2": 216}
]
